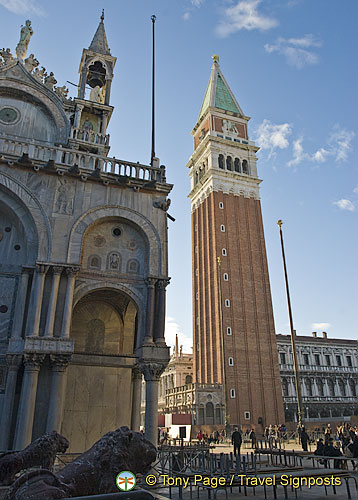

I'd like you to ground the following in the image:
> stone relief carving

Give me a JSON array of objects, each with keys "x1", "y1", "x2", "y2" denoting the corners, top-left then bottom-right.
[
  {"x1": 33, "y1": 66, "x2": 47, "y2": 83},
  {"x1": 15, "y1": 20, "x2": 34, "y2": 61},
  {"x1": 222, "y1": 119, "x2": 238, "y2": 136},
  {"x1": 53, "y1": 179, "x2": 75, "y2": 215}
]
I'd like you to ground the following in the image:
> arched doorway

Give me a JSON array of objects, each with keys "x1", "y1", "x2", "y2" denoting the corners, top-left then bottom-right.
[{"x1": 62, "y1": 288, "x2": 138, "y2": 452}]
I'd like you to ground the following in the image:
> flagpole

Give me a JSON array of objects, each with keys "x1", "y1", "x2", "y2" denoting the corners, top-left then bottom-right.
[
  {"x1": 150, "y1": 15, "x2": 156, "y2": 167},
  {"x1": 277, "y1": 220, "x2": 304, "y2": 429}
]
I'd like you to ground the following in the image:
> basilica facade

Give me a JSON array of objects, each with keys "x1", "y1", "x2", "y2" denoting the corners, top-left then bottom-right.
[{"x1": 0, "y1": 15, "x2": 172, "y2": 451}]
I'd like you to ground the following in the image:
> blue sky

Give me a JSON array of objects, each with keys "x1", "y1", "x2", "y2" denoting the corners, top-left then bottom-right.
[{"x1": 1, "y1": 0, "x2": 357, "y2": 347}]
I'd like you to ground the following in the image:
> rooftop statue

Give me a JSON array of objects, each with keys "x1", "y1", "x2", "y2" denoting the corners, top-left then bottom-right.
[
  {"x1": 0, "y1": 48, "x2": 14, "y2": 66},
  {"x1": 16, "y1": 20, "x2": 34, "y2": 61},
  {"x1": 24, "y1": 53, "x2": 39, "y2": 73},
  {"x1": 44, "y1": 71, "x2": 57, "y2": 91}
]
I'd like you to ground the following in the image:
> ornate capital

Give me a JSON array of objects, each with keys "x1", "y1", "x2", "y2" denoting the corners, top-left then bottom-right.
[
  {"x1": 76, "y1": 103, "x2": 84, "y2": 111},
  {"x1": 66, "y1": 266, "x2": 80, "y2": 277},
  {"x1": 139, "y1": 361, "x2": 166, "y2": 381},
  {"x1": 23, "y1": 353, "x2": 45, "y2": 370},
  {"x1": 6, "y1": 354, "x2": 23, "y2": 370},
  {"x1": 132, "y1": 365, "x2": 143, "y2": 381},
  {"x1": 49, "y1": 354, "x2": 72, "y2": 372},
  {"x1": 157, "y1": 278, "x2": 170, "y2": 290},
  {"x1": 145, "y1": 277, "x2": 157, "y2": 288},
  {"x1": 52, "y1": 266, "x2": 63, "y2": 275},
  {"x1": 36, "y1": 264, "x2": 49, "y2": 274}
]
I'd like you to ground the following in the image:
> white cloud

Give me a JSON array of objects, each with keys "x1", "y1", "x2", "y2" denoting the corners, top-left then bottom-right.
[
  {"x1": 0, "y1": 0, "x2": 44, "y2": 15},
  {"x1": 287, "y1": 126, "x2": 355, "y2": 168},
  {"x1": 216, "y1": 0, "x2": 278, "y2": 38},
  {"x1": 353, "y1": 186, "x2": 358, "y2": 194},
  {"x1": 311, "y1": 323, "x2": 331, "y2": 330},
  {"x1": 287, "y1": 137, "x2": 306, "y2": 167},
  {"x1": 183, "y1": 12, "x2": 190, "y2": 20},
  {"x1": 191, "y1": 0, "x2": 205, "y2": 6},
  {"x1": 265, "y1": 34, "x2": 322, "y2": 69},
  {"x1": 329, "y1": 127, "x2": 355, "y2": 162},
  {"x1": 255, "y1": 119, "x2": 292, "y2": 157},
  {"x1": 165, "y1": 317, "x2": 192, "y2": 353},
  {"x1": 333, "y1": 199, "x2": 355, "y2": 212}
]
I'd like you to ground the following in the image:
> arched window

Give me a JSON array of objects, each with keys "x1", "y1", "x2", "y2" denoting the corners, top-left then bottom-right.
[
  {"x1": 282, "y1": 378, "x2": 289, "y2": 397},
  {"x1": 305, "y1": 378, "x2": 313, "y2": 397},
  {"x1": 338, "y1": 379, "x2": 346, "y2": 396},
  {"x1": 219, "y1": 202, "x2": 224, "y2": 209},
  {"x1": 230, "y1": 388, "x2": 236, "y2": 398},
  {"x1": 225, "y1": 299, "x2": 230, "y2": 307},
  {"x1": 228, "y1": 357, "x2": 234, "y2": 366},
  {"x1": 327, "y1": 379, "x2": 335, "y2": 397},
  {"x1": 317, "y1": 379, "x2": 324, "y2": 396},
  {"x1": 227, "y1": 326, "x2": 232, "y2": 335},
  {"x1": 242, "y1": 159, "x2": 249, "y2": 175},
  {"x1": 226, "y1": 156, "x2": 233, "y2": 171},
  {"x1": 195, "y1": 170, "x2": 199, "y2": 184},
  {"x1": 349, "y1": 379, "x2": 357, "y2": 397},
  {"x1": 220, "y1": 224, "x2": 225, "y2": 232},
  {"x1": 107, "y1": 252, "x2": 121, "y2": 271},
  {"x1": 218, "y1": 154, "x2": 224, "y2": 169},
  {"x1": 223, "y1": 273, "x2": 229, "y2": 281},
  {"x1": 185, "y1": 375, "x2": 193, "y2": 385},
  {"x1": 127, "y1": 259, "x2": 139, "y2": 273},
  {"x1": 234, "y1": 158, "x2": 241, "y2": 173},
  {"x1": 222, "y1": 248, "x2": 227, "y2": 256},
  {"x1": 88, "y1": 255, "x2": 101, "y2": 269},
  {"x1": 206, "y1": 402, "x2": 214, "y2": 424}
]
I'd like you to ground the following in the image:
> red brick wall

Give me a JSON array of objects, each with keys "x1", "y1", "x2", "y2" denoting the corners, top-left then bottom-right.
[{"x1": 192, "y1": 191, "x2": 284, "y2": 429}]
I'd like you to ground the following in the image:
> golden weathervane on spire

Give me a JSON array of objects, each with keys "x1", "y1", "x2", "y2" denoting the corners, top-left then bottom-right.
[
  {"x1": 212, "y1": 54, "x2": 220, "y2": 63},
  {"x1": 277, "y1": 219, "x2": 283, "y2": 228},
  {"x1": 101, "y1": 9, "x2": 104, "y2": 22}
]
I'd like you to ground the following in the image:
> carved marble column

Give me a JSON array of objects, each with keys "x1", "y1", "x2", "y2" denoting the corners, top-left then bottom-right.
[
  {"x1": 131, "y1": 366, "x2": 142, "y2": 432},
  {"x1": 14, "y1": 353, "x2": 44, "y2": 450},
  {"x1": 139, "y1": 361, "x2": 166, "y2": 446},
  {"x1": 154, "y1": 279, "x2": 170, "y2": 345},
  {"x1": 101, "y1": 110, "x2": 109, "y2": 134},
  {"x1": 0, "y1": 355, "x2": 23, "y2": 450},
  {"x1": 46, "y1": 354, "x2": 71, "y2": 433},
  {"x1": 104, "y1": 77, "x2": 112, "y2": 105},
  {"x1": 60, "y1": 267, "x2": 79, "y2": 338},
  {"x1": 44, "y1": 266, "x2": 62, "y2": 337},
  {"x1": 143, "y1": 278, "x2": 156, "y2": 344},
  {"x1": 26, "y1": 264, "x2": 48, "y2": 337},
  {"x1": 11, "y1": 269, "x2": 31, "y2": 339}
]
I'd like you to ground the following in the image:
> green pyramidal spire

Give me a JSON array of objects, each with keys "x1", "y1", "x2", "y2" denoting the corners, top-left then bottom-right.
[{"x1": 198, "y1": 55, "x2": 243, "y2": 121}]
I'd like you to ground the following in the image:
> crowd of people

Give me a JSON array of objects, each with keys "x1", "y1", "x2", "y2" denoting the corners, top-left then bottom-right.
[
  {"x1": 310, "y1": 423, "x2": 358, "y2": 468},
  {"x1": 196, "y1": 429, "x2": 226, "y2": 444}
]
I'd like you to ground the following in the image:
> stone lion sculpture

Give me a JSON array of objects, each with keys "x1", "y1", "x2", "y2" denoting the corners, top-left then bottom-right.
[
  {"x1": 0, "y1": 431, "x2": 69, "y2": 486},
  {"x1": 6, "y1": 427, "x2": 156, "y2": 500}
]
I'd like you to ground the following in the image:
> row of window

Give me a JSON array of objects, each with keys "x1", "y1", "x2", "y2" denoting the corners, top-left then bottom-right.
[
  {"x1": 280, "y1": 352, "x2": 353, "y2": 367},
  {"x1": 218, "y1": 155, "x2": 250, "y2": 175}
]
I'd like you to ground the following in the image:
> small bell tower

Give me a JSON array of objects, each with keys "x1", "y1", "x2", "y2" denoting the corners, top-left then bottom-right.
[{"x1": 70, "y1": 10, "x2": 117, "y2": 156}]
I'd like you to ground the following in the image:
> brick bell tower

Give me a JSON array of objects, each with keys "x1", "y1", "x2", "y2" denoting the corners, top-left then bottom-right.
[{"x1": 188, "y1": 55, "x2": 284, "y2": 430}]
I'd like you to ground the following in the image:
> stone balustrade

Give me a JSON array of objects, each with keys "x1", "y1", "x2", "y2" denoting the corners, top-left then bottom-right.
[
  {"x1": 0, "y1": 135, "x2": 166, "y2": 183},
  {"x1": 70, "y1": 127, "x2": 110, "y2": 146}
]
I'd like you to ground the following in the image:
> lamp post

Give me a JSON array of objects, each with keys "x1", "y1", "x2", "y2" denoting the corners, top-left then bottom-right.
[{"x1": 277, "y1": 220, "x2": 304, "y2": 429}]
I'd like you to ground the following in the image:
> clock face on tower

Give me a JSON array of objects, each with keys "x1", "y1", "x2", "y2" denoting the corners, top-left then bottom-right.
[{"x1": 0, "y1": 106, "x2": 20, "y2": 124}]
